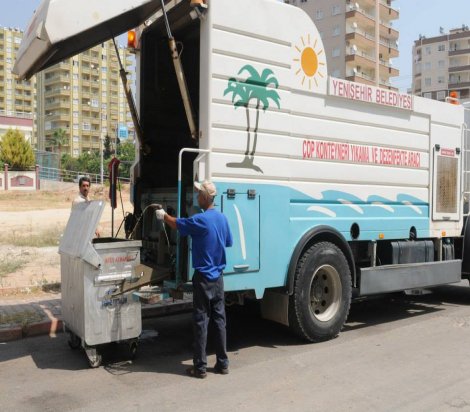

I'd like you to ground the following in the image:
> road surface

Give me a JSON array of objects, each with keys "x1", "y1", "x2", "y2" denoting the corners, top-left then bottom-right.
[{"x1": 2, "y1": 283, "x2": 470, "y2": 411}]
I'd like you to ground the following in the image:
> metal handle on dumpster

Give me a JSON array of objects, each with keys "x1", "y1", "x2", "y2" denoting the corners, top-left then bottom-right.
[{"x1": 95, "y1": 272, "x2": 133, "y2": 284}]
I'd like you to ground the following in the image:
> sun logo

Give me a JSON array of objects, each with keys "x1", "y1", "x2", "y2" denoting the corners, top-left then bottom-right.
[{"x1": 293, "y1": 34, "x2": 326, "y2": 90}]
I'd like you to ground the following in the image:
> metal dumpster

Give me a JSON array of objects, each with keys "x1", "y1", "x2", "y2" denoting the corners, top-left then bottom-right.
[{"x1": 59, "y1": 200, "x2": 142, "y2": 367}]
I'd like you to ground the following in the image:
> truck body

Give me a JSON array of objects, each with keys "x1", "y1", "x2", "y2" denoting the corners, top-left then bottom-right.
[{"x1": 15, "y1": 0, "x2": 469, "y2": 341}]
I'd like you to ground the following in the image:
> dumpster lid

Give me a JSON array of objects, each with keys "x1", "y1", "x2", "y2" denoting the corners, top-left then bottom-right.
[
  {"x1": 13, "y1": 0, "x2": 162, "y2": 80},
  {"x1": 59, "y1": 200, "x2": 106, "y2": 268}
]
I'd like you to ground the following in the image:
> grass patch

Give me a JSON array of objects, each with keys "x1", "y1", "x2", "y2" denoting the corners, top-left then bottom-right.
[
  {"x1": 4, "y1": 226, "x2": 63, "y2": 247},
  {"x1": 0, "y1": 257, "x2": 27, "y2": 278},
  {"x1": 0, "y1": 310, "x2": 44, "y2": 327}
]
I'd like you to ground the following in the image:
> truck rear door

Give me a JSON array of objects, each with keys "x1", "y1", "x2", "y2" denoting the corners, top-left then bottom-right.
[{"x1": 13, "y1": 0, "x2": 161, "y2": 79}]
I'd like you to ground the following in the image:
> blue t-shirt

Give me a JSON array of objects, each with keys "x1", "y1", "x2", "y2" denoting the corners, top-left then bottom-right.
[{"x1": 177, "y1": 208, "x2": 233, "y2": 280}]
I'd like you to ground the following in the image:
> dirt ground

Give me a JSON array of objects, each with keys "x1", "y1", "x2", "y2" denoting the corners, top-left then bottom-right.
[{"x1": 0, "y1": 186, "x2": 133, "y2": 289}]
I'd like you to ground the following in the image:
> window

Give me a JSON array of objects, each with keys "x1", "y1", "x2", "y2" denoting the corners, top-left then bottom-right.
[
  {"x1": 425, "y1": 62, "x2": 431, "y2": 70},
  {"x1": 423, "y1": 92, "x2": 432, "y2": 99},
  {"x1": 73, "y1": 98, "x2": 79, "y2": 105},
  {"x1": 438, "y1": 60, "x2": 445, "y2": 69},
  {"x1": 332, "y1": 69, "x2": 340, "y2": 78},
  {"x1": 73, "y1": 124, "x2": 79, "y2": 130},
  {"x1": 316, "y1": 10, "x2": 324, "y2": 20},
  {"x1": 332, "y1": 25, "x2": 341, "y2": 36},
  {"x1": 425, "y1": 46, "x2": 431, "y2": 55},
  {"x1": 424, "y1": 77, "x2": 432, "y2": 86},
  {"x1": 73, "y1": 61, "x2": 79, "y2": 67},
  {"x1": 332, "y1": 47, "x2": 340, "y2": 57},
  {"x1": 101, "y1": 67, "x2": 107, "y2": 73},
  {"x1": 437, "y1": 91, "x2": 446, "y2": 101},
  {"x1": 438, "y1": 44, "x2": 446, "y2": 52},
  {"x1": 437, "y1": 76, "x2": 445, "y2": 84},
  {"x1": 82, "y1": 122, "x2": 91, "y2": 131},
  {"x1": 332, "y1": 5, "x2": 341, "y2": 15},
  {"x1": 73, "y1": 111, "x2": 79, "y2": 118},
  {"x1": 73, "y1": 74, "x2": 79, "y2": 80}
]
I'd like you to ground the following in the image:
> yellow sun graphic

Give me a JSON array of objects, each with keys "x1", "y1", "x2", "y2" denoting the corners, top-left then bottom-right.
[{"x1": 293, "y1": 34, "x2": 326, "y2": 90}]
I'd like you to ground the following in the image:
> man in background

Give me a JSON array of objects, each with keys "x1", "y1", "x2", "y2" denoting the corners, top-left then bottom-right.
[{"x1": 72, "y1": 176, "x2": 91, "y2": 207}]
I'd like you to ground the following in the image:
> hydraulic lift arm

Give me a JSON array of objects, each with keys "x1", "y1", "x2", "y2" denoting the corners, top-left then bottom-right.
[{"x1": 160, "y1": 0, "x2": 198, "y2": 140}]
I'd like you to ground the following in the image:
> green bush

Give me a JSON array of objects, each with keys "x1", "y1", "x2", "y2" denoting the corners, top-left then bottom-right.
[{"x1": 0, "y1": 129, "x2": 35, "y2": 170}]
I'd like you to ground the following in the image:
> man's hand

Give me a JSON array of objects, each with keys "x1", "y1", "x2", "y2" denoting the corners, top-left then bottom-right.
[{"x1": 156, "y1": 209, "x2": 166, "y2": 221}]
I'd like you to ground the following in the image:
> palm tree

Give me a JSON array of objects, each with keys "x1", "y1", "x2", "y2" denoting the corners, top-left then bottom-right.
[
  {"x1": 224, "y1": 65, "x2": 280, "y2": 172},
  {"x1": 48, "y1": 128, "x2": 68, "y2": 170},
  {"x1": 239, "y1": 65, "x2": 281, "y2": 156}
]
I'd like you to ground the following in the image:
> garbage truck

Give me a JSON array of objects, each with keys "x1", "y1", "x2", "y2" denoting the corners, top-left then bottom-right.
[{"x1": 14, "y1": 0, "x2": 470, "y2": 346}]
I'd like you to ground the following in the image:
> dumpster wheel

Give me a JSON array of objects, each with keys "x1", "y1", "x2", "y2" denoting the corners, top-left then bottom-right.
[
  {"x1": 85, "y1": 346, "x2": 102, "y2": 368},
  {"x1": 129, "y1": 339, "x2": 138, "y2": 360},
  {"x1": 67, "y1": 332, "x2": 81, "y2": 350}
]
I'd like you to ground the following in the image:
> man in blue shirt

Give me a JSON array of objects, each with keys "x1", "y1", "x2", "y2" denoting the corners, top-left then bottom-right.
[{"x1": 156, "y1": 180, "x2": 233, "y2": 379}]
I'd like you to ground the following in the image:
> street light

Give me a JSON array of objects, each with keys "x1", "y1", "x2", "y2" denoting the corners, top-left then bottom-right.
[{"x1": 89, "y1": 64, "x2": 104, "y2": 186}]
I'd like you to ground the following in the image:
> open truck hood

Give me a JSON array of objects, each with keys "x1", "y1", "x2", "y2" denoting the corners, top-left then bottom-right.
[{"x1": 13, "y1": 0, "x2": 163, "y2": 79}]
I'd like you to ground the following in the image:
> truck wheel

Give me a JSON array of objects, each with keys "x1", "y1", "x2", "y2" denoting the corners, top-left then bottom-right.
[{"x1": 289, "y1": 242, "x2": 352, "y2": 342}]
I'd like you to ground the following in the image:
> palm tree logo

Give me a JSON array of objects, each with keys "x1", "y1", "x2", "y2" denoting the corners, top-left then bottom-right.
[{"x1": 224, "y1": 65, "x2": 281, "y2": 173}]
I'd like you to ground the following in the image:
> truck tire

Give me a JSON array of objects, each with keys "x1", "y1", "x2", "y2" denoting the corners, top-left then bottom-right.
[{"x1": 289, "y1": 242, "x2": 352, "y2": 342}]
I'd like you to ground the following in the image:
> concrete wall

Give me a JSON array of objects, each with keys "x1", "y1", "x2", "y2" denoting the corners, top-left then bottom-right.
[{"x1": 1, "y1": 164, "x2": 40, "y2": 191}]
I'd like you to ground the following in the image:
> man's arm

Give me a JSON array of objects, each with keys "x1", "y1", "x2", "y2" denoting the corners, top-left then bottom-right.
[{"x1": 163, "y1": 213, "x2": 177, "y2": 230}]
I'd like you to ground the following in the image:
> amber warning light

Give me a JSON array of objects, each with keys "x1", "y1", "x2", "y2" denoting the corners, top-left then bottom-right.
[
  {"x1": 447, "y1": 91, "x2": 460, "y2": 105},
  {"x1": 128, "y1": 30, "x2": 137, "y2": 49}
]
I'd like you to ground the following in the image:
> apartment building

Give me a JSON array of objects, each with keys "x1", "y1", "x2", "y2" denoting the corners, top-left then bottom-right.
[
  {"x1": 0, "y1": 27, "x2": 35, "y2": 142},
  {"x1": 412, "y1": 26, "x2": 470, "y2": 102},
  {"x1": 35, "y1": 40, "x2": 135, "y2": 156},
  {"x1": 288, "y1": 0, "x2": 399, "y2": 89}
]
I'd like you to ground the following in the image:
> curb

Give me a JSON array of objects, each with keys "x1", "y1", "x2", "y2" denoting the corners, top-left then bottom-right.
[{"x1": 0, "y1": 319, "x2": 63, "y2": 343}]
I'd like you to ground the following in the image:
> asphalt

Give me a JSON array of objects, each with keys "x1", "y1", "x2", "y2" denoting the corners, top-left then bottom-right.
[{"x1": 0, "y1": 290, "x2": 193, "y2": 343}]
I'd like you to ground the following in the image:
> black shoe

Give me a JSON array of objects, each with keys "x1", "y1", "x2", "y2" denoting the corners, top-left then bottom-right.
[
  {"x1": 213, "y1": 364, "x2": 229, "y2": 375},
  {"x1": 186, "y1": 366, "x2": 207, "y2": 379}
]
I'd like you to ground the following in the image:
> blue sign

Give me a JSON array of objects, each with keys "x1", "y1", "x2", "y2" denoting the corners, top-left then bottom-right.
[{"x1": 118, "y1": 125, "x2": 129, "y2": 140}]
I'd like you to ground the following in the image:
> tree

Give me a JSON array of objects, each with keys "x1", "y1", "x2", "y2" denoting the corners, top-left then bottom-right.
[
  {"x1": 117, "y1": 141, "x2": 136, "y2": 178},
  {"x1": 224, "y1": 65, "x2": 280, "y2": 173},
  {"x1": 103, "y1": 134, "x2": 113, "y2": 158},
  {"x1": 48, "y1": 128, "x2": 68, "y2": 169},
  {"x1": 0, "y1": 129, "x2": 35, "y2": 170}
]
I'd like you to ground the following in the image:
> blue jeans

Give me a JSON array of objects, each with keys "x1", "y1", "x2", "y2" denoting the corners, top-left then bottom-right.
[{"x1": 192, "y1": 271, "x2": 228, "y2": 372}]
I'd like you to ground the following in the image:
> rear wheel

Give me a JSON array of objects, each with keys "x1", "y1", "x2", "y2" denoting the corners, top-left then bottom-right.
[{"x1": 289, "y1": 242, "x2": 352, "y2": 342}]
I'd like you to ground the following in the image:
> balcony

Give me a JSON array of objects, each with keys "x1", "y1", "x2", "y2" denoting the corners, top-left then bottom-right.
[
  {"x1": 449, "y1": 64, "x2": 470, "y2": 73},
  {"x1": 449, "y1": 48, "x2": 470, "y2": 57},
  {"x1": 46, "y1": 100, "x2": 70, "y2": 110},
  {"x1": 379, "y1": 60, "x2": 399, "y2": 77},
  {"x1": 346, "y1": 49, "x2": 376, "y2": 69},
  {"x1": 48, "y1": 113, "x2": 70, "y2": 122},
  {"x1": 346, "y1": 72, "x2": 376, "y2": 86},
  {"x1": 346, "y1": 7, "x2": 375, "y2": 31},
  {"x1": 346, "y1": 28, "x2": 375, "y2": 49},
  {"x1": 449, "y1": 81, "x2": 470, "y2": 89},
  {"x1": 379, "y1": 37, "x2": 399, "y2": 58},
  {"x1": 45, "y1": 75, "x2": 70, "y2": 85},
  {"x1": 379, "y1": 1, "x2": 399, "y2": 21}
]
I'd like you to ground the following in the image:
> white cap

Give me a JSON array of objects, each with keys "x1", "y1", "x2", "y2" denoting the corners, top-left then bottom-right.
[{"x1": 194, "y1": 180, "x2": 217, "y2": 197}]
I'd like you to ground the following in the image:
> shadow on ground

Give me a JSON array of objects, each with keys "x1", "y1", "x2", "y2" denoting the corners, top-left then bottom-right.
[{"x1": 1, "y1": 283, "x2": 470, "y2": 375}]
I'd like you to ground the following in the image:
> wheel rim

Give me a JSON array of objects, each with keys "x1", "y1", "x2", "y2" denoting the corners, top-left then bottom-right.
[{"x1": 309, "y1": 264, "x2": 342, "y2": 322}]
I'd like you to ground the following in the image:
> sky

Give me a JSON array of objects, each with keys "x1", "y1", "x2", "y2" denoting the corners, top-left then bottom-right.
[{"x1": 2, "y1": 0, "x2": 470, "y2": 91}]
